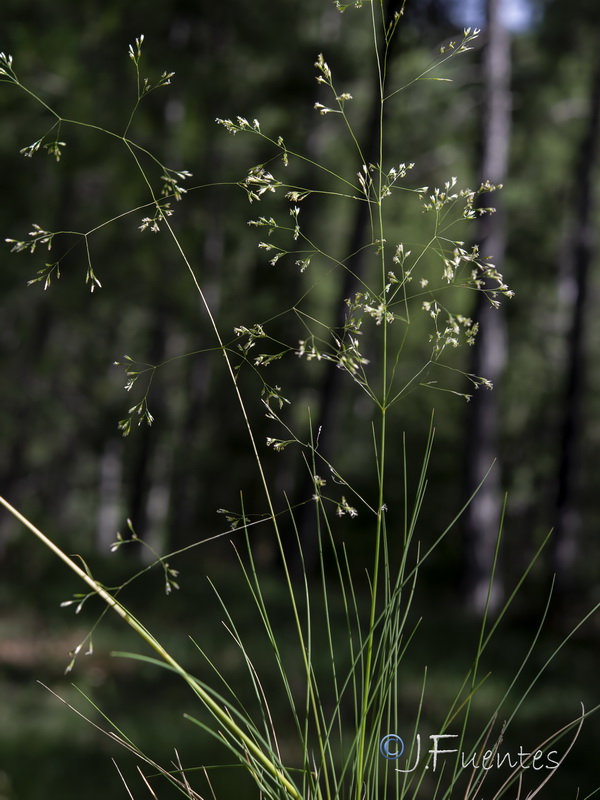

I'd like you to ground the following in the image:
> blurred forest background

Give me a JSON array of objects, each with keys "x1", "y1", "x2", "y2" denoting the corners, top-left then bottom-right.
[{"x1": 0, "y1": 0, "x2": 599, "y2": 798}]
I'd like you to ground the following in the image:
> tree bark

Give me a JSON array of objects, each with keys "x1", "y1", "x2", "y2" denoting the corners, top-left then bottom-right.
[
  {"x1": 289, "y1": 0, "x2": 405, "y2": 575},
  {"x1": 551, "y1": 45, "x2": 600, "y2": 595},
  {"x1": 462, "y1": 0, "x2": 511, "y2": 615}
]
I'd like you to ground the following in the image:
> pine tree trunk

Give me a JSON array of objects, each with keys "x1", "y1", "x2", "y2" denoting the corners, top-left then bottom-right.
[
  {"x1": 462, "y1": 0, "x2": 511, "y2": 615},
  {"x1": 551, "y1": 46, "x2": 600, "y2": 595},
  {"x1": 289, "y1": 0, "x2": 405, "y2": 576}
]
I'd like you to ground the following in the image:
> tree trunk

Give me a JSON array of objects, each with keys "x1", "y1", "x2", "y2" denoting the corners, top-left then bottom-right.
[
  {"x1": 96, "y1": 438, "x2": 123, "y2": 553},
  {"x1": 289, "y1": 0, "x2": 405, "y2": 578},
  {"x1": 551, "y1": 45, "x2": 600, "y2": 595},
  {"x1": 462, "y1": 0, "x2": 511, "y2": 615}
]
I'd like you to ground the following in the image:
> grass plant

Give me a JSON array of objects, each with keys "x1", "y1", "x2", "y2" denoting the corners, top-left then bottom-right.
[{"x1": 1, "y1": 3, "x2": 598, "y2": 799}]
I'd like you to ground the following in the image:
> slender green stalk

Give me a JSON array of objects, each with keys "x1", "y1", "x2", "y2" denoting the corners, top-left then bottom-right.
[
  {"x1": 354, "y1": 5, "x2": 390, "y2": 795},
  {"x1": 0, "y1": 495, "x2": 302, "y2": 800}
]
